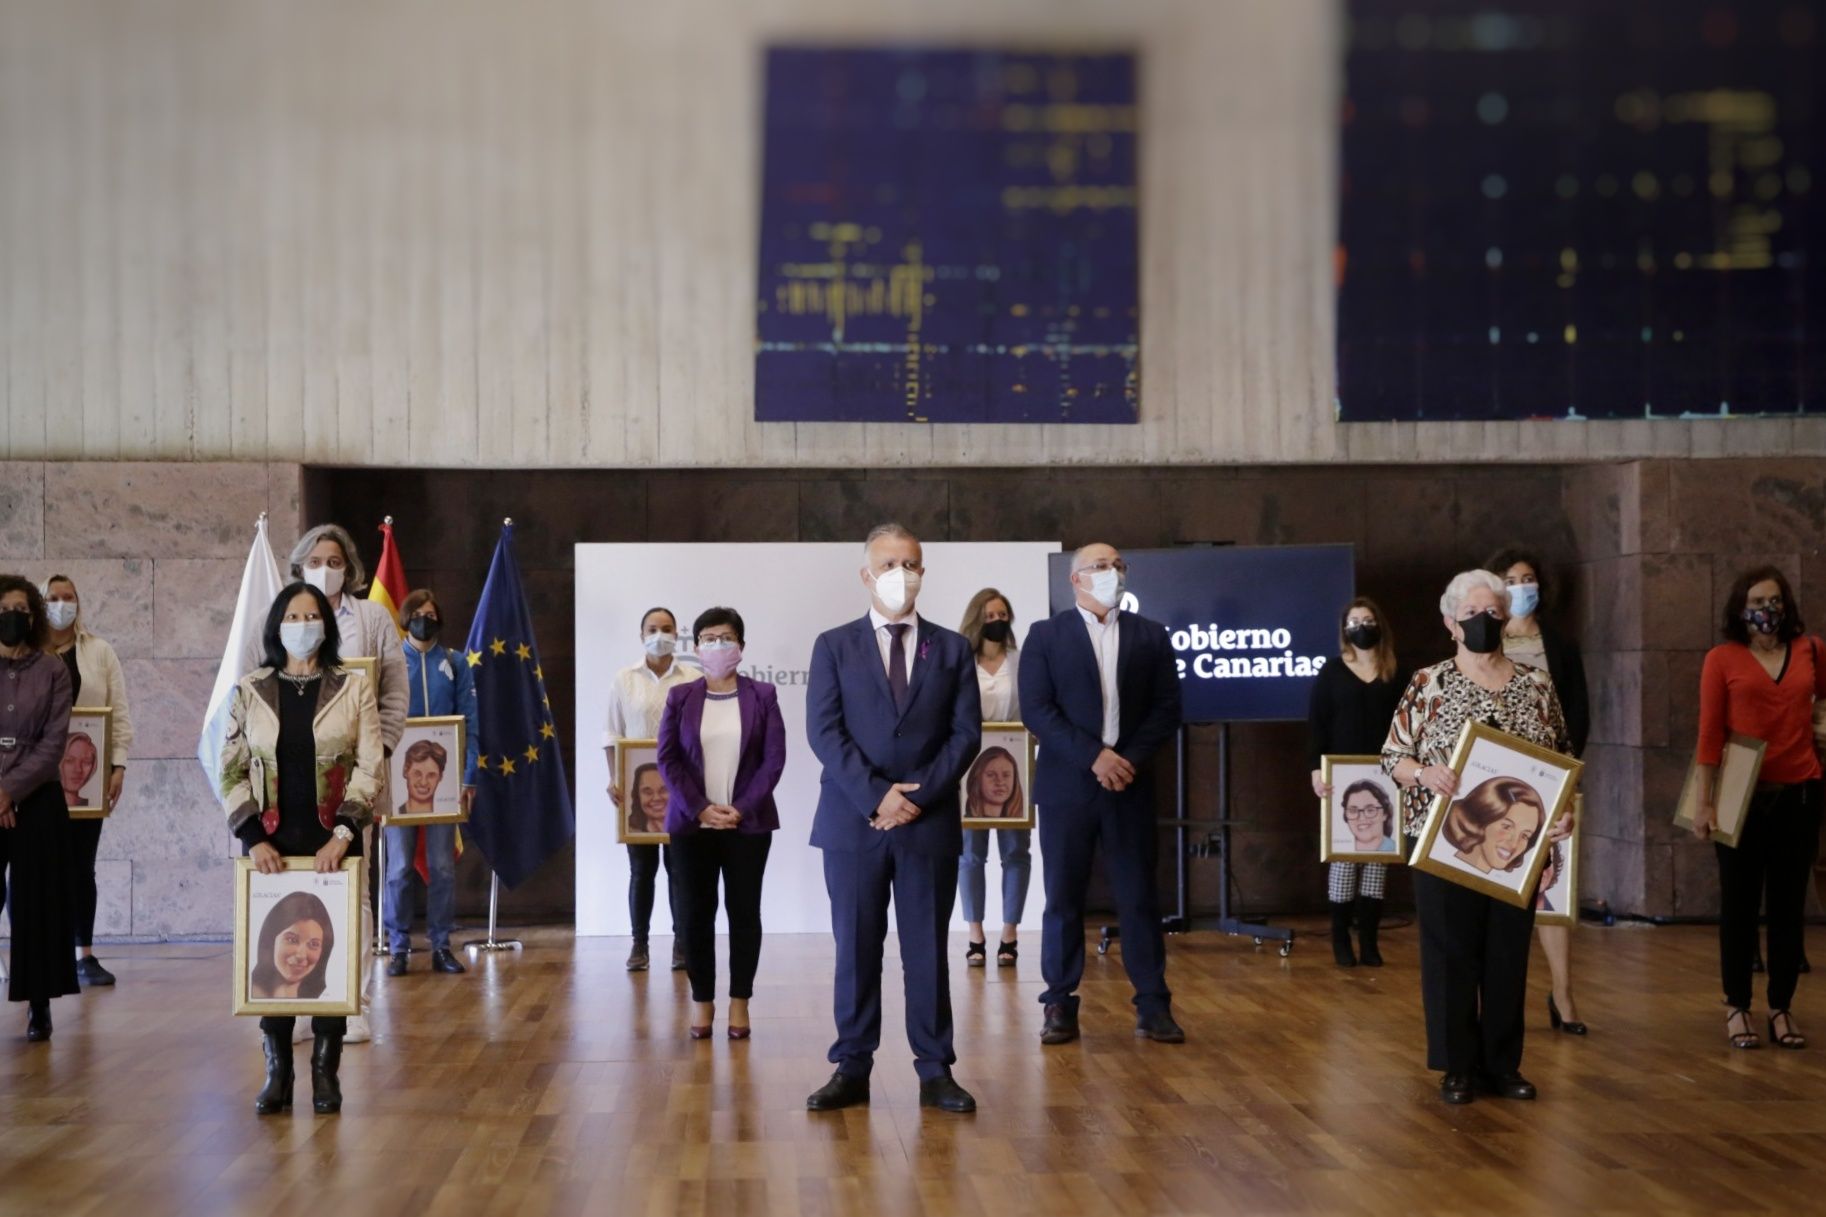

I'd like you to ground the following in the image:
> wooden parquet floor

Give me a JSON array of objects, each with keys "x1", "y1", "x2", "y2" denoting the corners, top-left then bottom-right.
[{"x1": 3, "y1": 919, "x2": 1825, "y2": 1217}]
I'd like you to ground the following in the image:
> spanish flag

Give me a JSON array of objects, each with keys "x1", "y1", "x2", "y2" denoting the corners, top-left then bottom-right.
[{"x1": 368, "y1": 518, "x2": 409, "y2": 640}]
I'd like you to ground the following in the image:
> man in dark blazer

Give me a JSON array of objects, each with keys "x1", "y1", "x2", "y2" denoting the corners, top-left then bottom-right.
[
  {"x1": 1020, "y1": 542, "x2": 1186, "y2": 1044},
  {"x1": 804, "y1": 523, "x2": 983, "y2": 1114}
]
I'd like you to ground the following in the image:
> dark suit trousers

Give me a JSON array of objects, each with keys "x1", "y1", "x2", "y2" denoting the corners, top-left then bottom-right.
[
  {"x1": 823, "y1": 843, "x2": 957, "y2": 1082},
  {"x1": 671, "y1": 830, "x2": 773, "y2": 1003},
  {"x1": 1038, "y1": 792, "x2": 1171, "y2": 1015},
  {"x1": 1412, "y1": 868, "x2": 1535, "y2": 1075},
  {"x1": 1717, "y1": 783, "x2": 1820, "y2": 1011}
]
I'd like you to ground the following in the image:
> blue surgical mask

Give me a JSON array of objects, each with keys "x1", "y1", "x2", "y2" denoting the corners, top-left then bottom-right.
[
  {"x1": 1506, "y1": 583, "x2": 1540, "y2": 618},
  {"x1": 280, "y1": 620, "x2": 325, "y2": 660}
]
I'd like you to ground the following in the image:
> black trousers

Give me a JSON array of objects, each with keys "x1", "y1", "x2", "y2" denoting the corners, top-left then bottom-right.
[
  {"x1": 1412, "y1": 868, "x2": 1535, "y2": 1076},
  {"x1": 1, "y1": 785, "x2": 80, "y2": 1004},
  {"x1": 1718, "y1": 783, "x2": 1821, "y2": 1011},
  {"x1": 670, "y1": 830, "x2": 772, "y2": 1003},
  {"x1": 258, "y1": 1016, "x2": 347, "y2": 1037},
  {"x1": 1038, "y1": 791, "x2": 1171, "y2": 1015},
  {"x1": 627, "y1": 843, "x2": 677, "y2": 942},
  {"x1": 67, "y1": 816, "x2": 103, "y2": 948}
]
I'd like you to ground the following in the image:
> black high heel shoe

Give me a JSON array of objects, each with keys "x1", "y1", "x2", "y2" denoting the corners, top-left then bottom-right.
[
  {"x1": 1769, "y1": 1009, "x2": 1807, "y2": 1050},
  {"x1": 1547, "y1": 994, "x2": 1587, "y2": 1036},
  {"x1": 24, "y1": 1001, "x2": 51, "y2": 1042}
]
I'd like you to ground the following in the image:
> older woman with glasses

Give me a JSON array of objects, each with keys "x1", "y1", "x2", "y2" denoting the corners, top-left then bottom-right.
[{"x1": 1382, "y1": 570, "x2": 1574, "y2": 1105}]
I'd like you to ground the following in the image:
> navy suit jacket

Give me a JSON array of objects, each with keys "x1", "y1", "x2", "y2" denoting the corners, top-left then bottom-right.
[
  {"x1": 806, "y1": 614, "x2": 982, "y2": 857},
  {"x1": 1020, "y1": 607, "x2": 1184, "y2": 812}
]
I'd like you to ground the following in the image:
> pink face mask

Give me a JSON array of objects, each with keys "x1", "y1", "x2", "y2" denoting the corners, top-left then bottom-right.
[{"x1": 697, "y1": 641, "x2": 743, "y2": 680}]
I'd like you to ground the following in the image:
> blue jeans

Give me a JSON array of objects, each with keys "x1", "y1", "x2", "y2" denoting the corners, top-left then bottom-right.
[
  {"x1": 958, "y1": 828, "x2": 1032, "y2": 927},
  {"x1": 385, "y1": 824, "x2": 458, "y2": 952}
]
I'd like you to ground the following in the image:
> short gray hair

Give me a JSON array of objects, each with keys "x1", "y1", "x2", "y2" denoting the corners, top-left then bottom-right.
[
  {"x1": 1070, "y1": 543, "x2": 1117, "y2": 573},
  {"x1": 1439, "y1": 569, "x2": 1506, "y2": 618},
  {"x1": 862, "y1": 522, "x2": 920, "y2": 558},
  {"x1": 289, "y1": 523, "x2": 368, "y2": 593}
]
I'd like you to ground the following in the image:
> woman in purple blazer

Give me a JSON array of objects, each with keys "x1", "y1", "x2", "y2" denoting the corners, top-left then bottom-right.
[{"x1": 656, "y1": 607, "x2": 787, "y2": 1041}]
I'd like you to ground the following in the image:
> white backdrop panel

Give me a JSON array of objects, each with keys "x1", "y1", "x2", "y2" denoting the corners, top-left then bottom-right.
[{"x1": 575, "y1": 542, "x2": 1060, "y2": 936}]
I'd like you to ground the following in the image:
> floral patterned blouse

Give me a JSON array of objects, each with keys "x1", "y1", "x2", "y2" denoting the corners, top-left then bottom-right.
[{"x1": 1380, "y1": 659, "x2": 1571, "y2": 838}]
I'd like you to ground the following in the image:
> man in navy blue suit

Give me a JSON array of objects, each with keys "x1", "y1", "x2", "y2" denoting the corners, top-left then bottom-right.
[
  {"x1": 804, "y1": 523, "x2": 983, "y2": 1113},
  {"x1": 1020, "y1": 542, "x2": 1186, "y2": 1045}
]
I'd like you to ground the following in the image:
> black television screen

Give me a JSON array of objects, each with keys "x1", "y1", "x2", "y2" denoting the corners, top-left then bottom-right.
[{"x1": 1046, "y1": 545, "x2": 1356, "y2": 723}]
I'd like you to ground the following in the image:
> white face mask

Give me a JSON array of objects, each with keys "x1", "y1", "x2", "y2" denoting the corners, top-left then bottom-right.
[
  {"x1": 280, "y1": 620, "x2": 325, "y2": 660},
  {"x1": 642, "y1": 631, "x2": 676, "y2": 658},
  {"x1": 302, "y1": 565, "x2": 345, "y2": 598},
  {"x1": 45, "y1": 601, "x2": 78, "y2": 630},
  {"x1": 871, "y1": 567, "x2": 921, "y2": 615},
  {"x1": 1081, "y1": 567, "x2": 1124, "y2": 610}
]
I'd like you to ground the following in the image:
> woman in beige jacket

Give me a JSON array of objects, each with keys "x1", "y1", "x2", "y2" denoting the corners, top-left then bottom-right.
[{"x1": 42, "y1": 574, "x2": 133, "y2": 987}]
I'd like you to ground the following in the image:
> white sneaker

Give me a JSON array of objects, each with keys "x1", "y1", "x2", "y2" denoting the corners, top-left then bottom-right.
[{"x1": 343, "y1": 1013, "x2": 372, "y2": 1044}]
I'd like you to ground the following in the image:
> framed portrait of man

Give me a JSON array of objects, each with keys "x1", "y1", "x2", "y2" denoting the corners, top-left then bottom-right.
[
  {"x1": 1672, "y1": 734, "x2": 1765, "y2": 849},
  {"x1": 615, "y1": 738, "x2": 670, "y2": 845},
  {"x1": 960, "y1": 723, "x2": 1035, "y2": 830},
  {"x1": 1533, "y1": 799, "x2": 1580, "y2": 927},
  {"x1": 1409, "y1": 721, "x2": 1583, "y2": 908},
  {"x1": 387, "y1": 716, "x2": 467, "y2": 826},
  {"x1": 62, "y1": 707, "x2": 113, "y2": 820},
  {"x1": 233, "y1": 857, "x2": 363, "y2": 1017},
  {"x1": 1319, "y1": 755, "x2": 1403, "y2": 863}
]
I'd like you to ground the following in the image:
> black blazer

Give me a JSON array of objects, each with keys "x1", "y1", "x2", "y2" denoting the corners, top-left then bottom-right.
[
  {"x1": 1537, "y1": 622, "x2": 1589, "y2": 757},
  {"x1": 1019, "y1": 607, "x2": 1183, "y2": 812}
]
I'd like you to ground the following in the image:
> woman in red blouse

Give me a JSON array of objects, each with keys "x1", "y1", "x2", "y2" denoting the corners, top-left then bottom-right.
[{"x1": 1692, "y1": 566, "x2": 1826, "y2": 1051}]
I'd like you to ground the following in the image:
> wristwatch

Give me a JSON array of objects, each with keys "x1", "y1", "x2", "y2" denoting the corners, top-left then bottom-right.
[{"x1": 332, "y1": 824, "x2": 355, "y2": 843}]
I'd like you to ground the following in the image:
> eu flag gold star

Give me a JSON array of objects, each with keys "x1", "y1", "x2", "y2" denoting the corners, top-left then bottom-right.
[
  {"x1": 533, "y1": 665, "x2": 543, "y2": 681},
  {"x1": 466, "y1": 650, "x2": 483, "y2": 668},
  {"x1": 539, "y1": 722, "x2": 555, "y2": 740},
  {"x1": 477, "y1": 755, "x2": 490, "y2": 771},
  {"x1": 499, "y1": 758, "x2": 516, "y2": 776},
  {"x1": 524, "y1": 744, "x2": 540, "y2": 764},
  {"x1": 516, "y1": 643, "x2": 532, "y2": 661},
  {"x1": 489, "y1": 638, "x2": 507, "y2": 657}
]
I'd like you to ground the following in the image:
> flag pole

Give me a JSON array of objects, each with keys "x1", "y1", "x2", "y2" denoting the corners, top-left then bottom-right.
[{"x1": 464, "y1": 518, "x2": 524, "y2": 956}]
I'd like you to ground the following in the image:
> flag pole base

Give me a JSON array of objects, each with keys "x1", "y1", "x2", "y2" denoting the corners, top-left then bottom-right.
[
  {"x1": 372, "y1": 824, "x2": 391, "y2": 958},
  {"x1": 462, "y1": 873, "x2": 522, "y2": 954}
]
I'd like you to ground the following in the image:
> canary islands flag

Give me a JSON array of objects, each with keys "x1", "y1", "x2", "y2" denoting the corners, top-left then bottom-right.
[{"x1": 462, "y1": 522, "x2": 573, "y2": 888}]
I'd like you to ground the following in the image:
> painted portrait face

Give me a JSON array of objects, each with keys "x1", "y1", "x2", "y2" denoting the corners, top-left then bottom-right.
[
  {"x1": 274, "y1": 919, "x2": 325, "y2": 986},
  {"x1": 1472, "y1": 800, "x2": 1541, "y2": 872},
  {"x1": 405, "y1": 756, "x2": 443, "y2": 807},
  {"x1": 1343, "y1": 789, "x2": 1386, "y2": 849},
  {"x1": 636, "y1": 768, "x2": 669, "y2": 831},
  {"x1": 980, "y1": 754, "x2": 1017, "y2": 809},
  {"x1": 61, "y1": 733, "x2": 98, "y2": 797}
]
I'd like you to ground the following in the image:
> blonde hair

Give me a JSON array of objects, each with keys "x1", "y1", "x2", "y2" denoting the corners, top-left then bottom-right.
[{"x1": 959, "y1": 588, "x2": 1016, "y2": 655}]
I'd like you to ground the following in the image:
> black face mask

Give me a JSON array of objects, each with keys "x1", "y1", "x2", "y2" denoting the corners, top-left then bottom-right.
[
  {"x1": 1344, "y1": 624, "x2": 1381, "y2": 650},
  {"x1": 407, "y1": 616, "x2": 441, "y2": 642},
  {"x1": 0, "y1": 610, "x2": 30, "y2": 647},
  {"x1": 981, "y1": 620, "x2": 1013, "y2": 644},
  {"x1": 1460, "y1": 612, "x2": 1503, "y2": 654}
]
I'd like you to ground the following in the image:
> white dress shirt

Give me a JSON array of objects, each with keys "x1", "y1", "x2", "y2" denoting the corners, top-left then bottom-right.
[
  {"x1": 603, "y1": 657, "x2": 702, "y2": 746},
  {"x1": 976, "y1": 648, "x2": 1020, "y2": 722},
  {"x1": 700, "y1": 692, "x2": 743, "y2": 806},
  {"x1": 869, "y1": 607, "x2": 919, "y2": 686},
  {"x1": 1077, "y1": 605, "x2": 1121, "y2": 746}
]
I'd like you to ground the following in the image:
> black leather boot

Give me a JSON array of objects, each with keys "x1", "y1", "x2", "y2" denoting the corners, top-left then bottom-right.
[
  {"x1": 1357, "y1": 897, "x2": 1384, "y2": 967},
  {"x1": 1329, "y1": 902, "x2": 1357, "y2": 967},
  {"x1": 255, "y1": 1032, "x2": 293, "y2": 1114},
  {"x1": 311, "y1": 1032, "x2": 344, "y2": 1114},
  {"x1": 25, "y1": 1000, "x2": 51, "y2": 1042}
]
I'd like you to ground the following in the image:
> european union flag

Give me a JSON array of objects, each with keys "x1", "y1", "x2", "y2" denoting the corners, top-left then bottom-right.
[{"x1": 461, "y1": 522, "x2": 573, "y2": 888}]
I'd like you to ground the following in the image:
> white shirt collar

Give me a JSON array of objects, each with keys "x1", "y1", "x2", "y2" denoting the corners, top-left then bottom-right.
[
  {"x1": 869, "y1": 607, "x2": 918, "y2": 633},
  {"x1": 629, "y1": 657, "x2": 679, "y2": 684},
  {"x1": 1077, "y1": 604, "x2": 1119, "y2": 629}
]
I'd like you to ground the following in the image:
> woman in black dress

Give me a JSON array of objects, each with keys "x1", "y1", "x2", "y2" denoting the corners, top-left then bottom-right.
[
  {"x1": 0, "y1": 574, "x2": 80, "y2": 1040},
  {"x1": 1308, "y1": 597, "x2": 1405, "y2": 967}
]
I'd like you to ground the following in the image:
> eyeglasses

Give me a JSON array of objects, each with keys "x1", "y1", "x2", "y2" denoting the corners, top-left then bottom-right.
[
  {"x1": 1080, "y1": 559, "x2": 1129, "y2": 575},
  {"x1": 1343, "y1": 804, "x2": 1384, "y2": 821}
]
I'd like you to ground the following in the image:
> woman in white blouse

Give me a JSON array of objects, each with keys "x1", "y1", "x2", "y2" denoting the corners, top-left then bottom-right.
[{"x1": 958, "y1": 589, "x2": 1030, "y2": 967}]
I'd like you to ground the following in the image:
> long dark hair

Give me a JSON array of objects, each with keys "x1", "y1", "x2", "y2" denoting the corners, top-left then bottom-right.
[
  {"x1": 1721, "y1": 565, "x2": 1804, "y2": 645},
  {"x1": 250, "y1": 890, "x2": 336, "y2": 1000},
  {"x1": 0, "y1": 574, "x2": 50, "y2": 651},
  {"x1": 260, "y1": 582, "x2": 344, "y2": 671}
]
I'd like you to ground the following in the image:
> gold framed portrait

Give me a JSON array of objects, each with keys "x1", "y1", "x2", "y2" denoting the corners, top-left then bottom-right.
[
  {"x1": 62, "y1": 706, "x2": 113, "y2": 819},
  {"x1": 1408, "y1": 720, "x2": 1583, "y2": 908},
  {"x1": 1533, "y1": 798, "x2": 1580, "y2": 927},
  {"x1": 615, "y1": 738, "x2": 670, "y2": 844},
  {"x1": 386, "y1": 716, "x2": 468, "y2": 826},
  {"x1": 232, "y1": 856, "x2": 364, "y2": 1017},
  {"x1": 1319, "y1": 755, "x2": 1404, "y2": 863},
  {"x1": 341, "y1": 656, "x2": 377, "y2": 686},
  {"x1": 960, "y1": 723, "x2": 1036, "y2": 829},
  {"x1": 1672, "y1": 734, "x2": 1766, "y2": 849}
]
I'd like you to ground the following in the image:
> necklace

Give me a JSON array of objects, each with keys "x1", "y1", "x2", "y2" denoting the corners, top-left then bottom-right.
[{"x1": 277, "y1": 670, "x2": 321, "y2": 698}]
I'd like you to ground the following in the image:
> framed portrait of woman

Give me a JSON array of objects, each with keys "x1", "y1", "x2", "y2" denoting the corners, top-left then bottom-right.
[
  {"x1": 1672, "y1": 734, "x2": 1765, "y2": 849},
  {"x1": 1319, "y1": 755, "x2": 1403, "y2": 863},
  {"x1": 960, "y1": 723, "x2": 1035, "y2": 830},
  {"x1": 1533, "y1": 799, "x2": 1580, "y2": 927},
  {"x1": 233, "y1": 857, "x2": 363, "y2": 1017},
  {"x1": 387, "y1": 716, "x2": 467, "y2": 826},
  {"x1": 615, "y1": 738, "x2": 670, "y2": 845},
  {"x1": 1408, "y1": 721, "x2": 1583, "y2": 908},
  {"x1": 62, "y1": 707, "x2": 113, "y2": 820}
]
